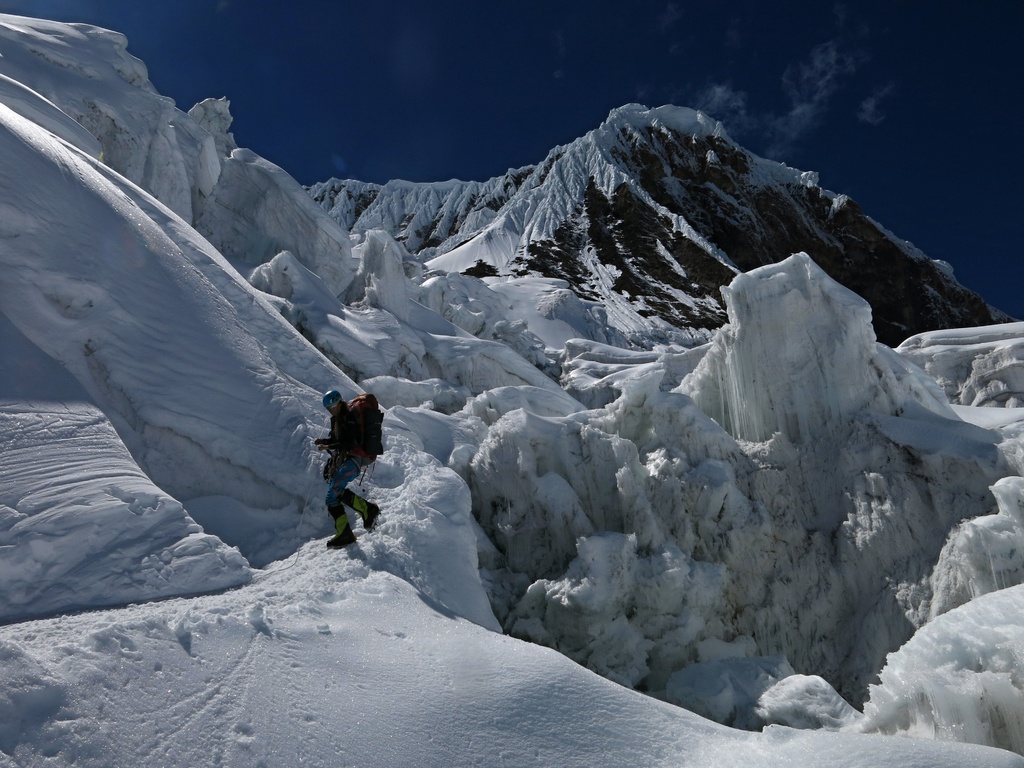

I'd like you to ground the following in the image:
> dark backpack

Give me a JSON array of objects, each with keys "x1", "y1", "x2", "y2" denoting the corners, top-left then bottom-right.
[{"x1": 348, "y1": 393, "x2": 384, "y2": 460}]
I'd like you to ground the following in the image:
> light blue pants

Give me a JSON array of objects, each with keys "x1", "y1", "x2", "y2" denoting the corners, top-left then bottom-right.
[{"x1": 325, "y1": 456, "x2": 364, "y2": 507}]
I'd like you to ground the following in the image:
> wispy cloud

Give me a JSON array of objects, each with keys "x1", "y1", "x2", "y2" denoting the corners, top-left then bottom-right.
[
  {"x1": 766, "y1": 40, "x2": 867, "y2": 155},
  {"x1": 694, "y1": 82, "x2": 753, "y2": 135},
  {"x1": 858, "y1": 82, "x2": 895, "y2": 126},
  {"x1": 783, "y1": 41, "x2": 864, "y2": 109},
  {"x1": 691, "y1": 38, "x2": 868, "y2": 159},
  {"x1": 659, "y1": 3, "x2": 683, "y2": 33},
  {"x1": 552, "y1": 30, "x2": 567, "y2": 59}
]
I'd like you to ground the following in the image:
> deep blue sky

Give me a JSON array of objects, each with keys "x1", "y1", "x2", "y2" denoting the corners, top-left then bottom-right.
[{"x1": 5, "y1": 1, "x2": 1023, "y2": 320}]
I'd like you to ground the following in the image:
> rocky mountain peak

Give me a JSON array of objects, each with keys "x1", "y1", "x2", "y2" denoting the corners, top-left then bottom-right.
[{"x1": 311, "y1": 104, "x2": 1010, "y2": 348}]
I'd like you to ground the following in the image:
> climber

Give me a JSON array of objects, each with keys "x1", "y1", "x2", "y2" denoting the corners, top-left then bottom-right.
[{"x1": 314, "y1": 390, "x2": 383, "y2": 548}]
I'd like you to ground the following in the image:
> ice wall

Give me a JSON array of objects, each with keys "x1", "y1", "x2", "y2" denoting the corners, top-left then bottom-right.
[
  {"x1": 857, "y1": 585, "x2": 1024, "y2": 755},
  {"x1": 929, "y1": 476, "x2": 1024, "y2": 617},
  {"x1": 0, "y1": 15, "x2": 355, "y2": 302},
  {"x1": 468, "y1": 253, "x2": 1010, "y2": 710},
  {"x1": 195, "y1": 148, "x2": 357, "y2": 298},
  {"x1": 898, "y1": 322, "x2": 1024, "y2": 408},
  {"x1": 0, "y1": 89, "x2": 352, "y2": 570},
  {"x1": 683, "y1": 253, "x2": 951, "y2": 443},
  {"x1": 0, "y1": 15, "x2": 219, "y2": 223},
  {"x1": 0, "y1": 315, "x2": 250, "y2": 622}
]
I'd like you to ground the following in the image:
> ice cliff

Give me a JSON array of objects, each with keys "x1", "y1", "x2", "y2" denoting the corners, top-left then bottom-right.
[{"x1": 468, "y1": 253, "x2": 1010, "y2": 707}]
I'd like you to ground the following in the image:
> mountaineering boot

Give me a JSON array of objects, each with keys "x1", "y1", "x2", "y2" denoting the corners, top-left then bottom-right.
[
  {"x1": 326, "y1": 527, "x2": 356, "y2": 548},
  {"x1": 326, "y1": 504, "x2": 357, "y2": 548},
  {"x1": 340, "y1": 489, "x2": 381, "y2": 532},
  {"x1": 362, "y1": 501, "x2": 381, "y2": 532}
]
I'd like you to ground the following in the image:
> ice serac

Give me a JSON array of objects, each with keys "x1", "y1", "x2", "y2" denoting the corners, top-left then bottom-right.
[
  {"x1": 312, "y1": 103, "x2": 1009, "y2": 348},
  {"x1": 0, "y1": 87, "x2": 347, "y2": 570},
  {"x1": 474, "y1": 253, "x2": 1009, "y2": 712},
  {"x1": 857, "y1": 584, "x2": 1024, "y2": 756},
  {"x1": 897, "y1": 321, "x2": 1024, "y2": 408},
  {"x1": 249, "y1": 230, "x2": 563, "y2": 397},
  {"x1": 188, "y1": 97, "x2": 238, "y2": 158},
  {"x1": 0, "y1": 14, "x2": 219, "y2": 223},
  {"x1": 0, "y1": 14, "x2": 349, "y2": 298},
  {"x1": 684, "y1": 252, "x2": 952, "y2": 443},
  {"x1": 195, "y1": 147, "x2": 357, "y2": 297},
  {"x1": 928, "y1": 475, "x2": 1024, "y2": 618},
  {"x1": 676, "y1": 254, "x2": 1008, "y2": 699}
]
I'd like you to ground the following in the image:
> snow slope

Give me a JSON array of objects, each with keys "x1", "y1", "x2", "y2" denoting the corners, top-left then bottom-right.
[
  {"x1": 6, "y1": 545, "x2": 1020, "y2": 768},
  {"x1": 2, "y1": 12, "x2": 1024, "y2": 766}
]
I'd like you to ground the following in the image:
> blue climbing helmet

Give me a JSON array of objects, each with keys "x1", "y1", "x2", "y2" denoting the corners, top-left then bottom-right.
[{"x1": 322, "y1": 390, "x2": 343, "y2": 409}]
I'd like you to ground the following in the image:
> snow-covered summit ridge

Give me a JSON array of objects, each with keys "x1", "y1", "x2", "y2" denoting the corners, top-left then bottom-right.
[{"x1": 604, "y1": 103, "x2": 732, "y2": 140}]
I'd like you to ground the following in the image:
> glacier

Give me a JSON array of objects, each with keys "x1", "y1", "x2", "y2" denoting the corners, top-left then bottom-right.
[{"x1": 2, "y1": 11, "x2": 1024, "y2": 767}]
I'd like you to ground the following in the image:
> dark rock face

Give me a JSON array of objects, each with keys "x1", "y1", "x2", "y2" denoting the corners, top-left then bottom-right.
[
  {"x1": 521, "y1": 179, "x2": 733, "y2": 332},
  {"x1": 625, "y1": 128, "x2": 1005, "y2": 346},
  {"x1": 310, "y1": 106, "x2": 1010, "y2": 348}
]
